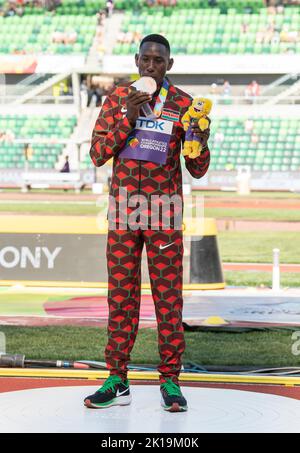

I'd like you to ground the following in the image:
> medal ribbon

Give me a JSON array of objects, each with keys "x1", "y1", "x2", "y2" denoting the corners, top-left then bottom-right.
[{"x1": 152, "y1": 78, "x2": 169, "y2": 118}]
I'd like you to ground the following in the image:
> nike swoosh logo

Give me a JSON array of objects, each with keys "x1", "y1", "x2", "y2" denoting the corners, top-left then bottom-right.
[
  {"x1": 116, "y1": 388, "x2": 128, "y2": 397},
  {"x1": 159, "y1": 242, "x2": 174, "y2": 250},
  {"x1": 121, "y1": 107, "x2": 127, "y2": 113}
]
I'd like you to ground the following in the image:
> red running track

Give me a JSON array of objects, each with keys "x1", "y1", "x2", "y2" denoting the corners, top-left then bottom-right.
[
  {"x1": 223, "y1": 263, "x2": 300, "y2": 273},
  {"x1": 0, "y1": 377, "x2": 299, "y2": 400}
]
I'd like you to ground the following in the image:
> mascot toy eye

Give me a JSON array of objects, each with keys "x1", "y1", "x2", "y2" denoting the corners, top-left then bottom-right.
[{"x1": 181, "y1": 97, "x2": 212, "y2": 159}]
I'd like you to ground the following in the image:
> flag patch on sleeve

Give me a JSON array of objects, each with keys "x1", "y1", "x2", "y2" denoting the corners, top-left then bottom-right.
[{"x1": 161, "y1": 108, "x2": 180, "y2": 122}]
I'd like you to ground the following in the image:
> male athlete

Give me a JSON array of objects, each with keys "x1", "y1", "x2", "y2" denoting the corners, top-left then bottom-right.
[{"x1": 84, "y1": 34, "x2": 210, "y2": 412}]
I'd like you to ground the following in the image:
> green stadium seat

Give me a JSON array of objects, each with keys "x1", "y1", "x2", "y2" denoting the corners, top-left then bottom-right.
[
  {"x1": 114, "y1": 4, "x2": 299, "y2": 56},
  {"x1": 0, "y1": 12, "x2": 96, "y2": 56},
  {"x1": 0, "y1": 114, "x2": 76, "y2": 170},
  {"x1": 209, "y1": 117, "x2": 300, "y2": 171}
]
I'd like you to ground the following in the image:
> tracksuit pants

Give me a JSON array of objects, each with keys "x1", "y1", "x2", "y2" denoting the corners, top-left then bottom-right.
[{"x1": 104, "y1": 227, "x2": 185, "y2": 384}]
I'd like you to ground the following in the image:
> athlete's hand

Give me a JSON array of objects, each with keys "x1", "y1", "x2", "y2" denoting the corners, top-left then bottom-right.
[
  {"x1": 126, "y1": 88, "x2": 152, "y2": 127},
  {"x1": 191, "y1": 117, "x2": 211, "y2": 148}
]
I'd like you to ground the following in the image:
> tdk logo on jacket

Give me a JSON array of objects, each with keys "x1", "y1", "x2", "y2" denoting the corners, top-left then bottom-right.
[{"x1": 136, "y1": 118, "x2": 173, "y2": 135}]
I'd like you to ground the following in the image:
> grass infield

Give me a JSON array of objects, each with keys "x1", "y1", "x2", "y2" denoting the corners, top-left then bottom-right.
[
  {"x1": 1, "y1": 189, "x2": 300, "y2": 198},
  {"x1": 219, "y1": 231, "x2": 300, "y2": 264},
  {"x1": 1, "y1": 202, "x2": 299, "y2": 221},
  {"x1": 224, "y1": 271, "x2": 300, "y2": 288},
  {"x1": 0, "y1": 326, "x2": 300, "y2": 368}
]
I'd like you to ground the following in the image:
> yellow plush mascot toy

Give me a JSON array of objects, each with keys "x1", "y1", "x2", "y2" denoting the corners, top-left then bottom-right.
[{"x1": 181, "y1": 97, "x2": 212, "y2": 159}]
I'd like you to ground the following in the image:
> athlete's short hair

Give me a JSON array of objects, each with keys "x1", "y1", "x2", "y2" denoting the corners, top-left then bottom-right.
[{"x1": 139, "y1": 34, "x2": 170, "y2": 54}]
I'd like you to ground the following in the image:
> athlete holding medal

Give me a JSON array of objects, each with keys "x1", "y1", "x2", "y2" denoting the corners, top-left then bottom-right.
[{"x1": 84, "y1": 35, "x2": 211, "y2": 412}]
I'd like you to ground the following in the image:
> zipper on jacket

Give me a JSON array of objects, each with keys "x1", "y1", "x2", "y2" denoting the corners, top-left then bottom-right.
[
  {"x1": 138, "y1": 160, "x2": 142, "y2": 226},
  {"x1": 138, "y1": 161, "x2": 141, "y2": 195}
]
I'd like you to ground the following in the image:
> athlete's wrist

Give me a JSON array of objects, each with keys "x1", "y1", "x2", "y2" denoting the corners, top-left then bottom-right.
[{"x1": 126, "y1": 116, "x2": 136, "y2": 128}]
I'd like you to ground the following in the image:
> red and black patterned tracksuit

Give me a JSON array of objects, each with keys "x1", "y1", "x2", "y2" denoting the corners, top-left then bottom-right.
[{"x1": 90, "y1": 81, "x2": 210, "y2": 383}]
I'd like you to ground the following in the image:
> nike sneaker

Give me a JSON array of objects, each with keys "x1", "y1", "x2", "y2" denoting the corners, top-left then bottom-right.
[
  {"x1": 84, "y1": 375, "x2": 131, "y2": 409},
  {"x1": 160, "y1": 378, "x2": 188, "y2": 412}
]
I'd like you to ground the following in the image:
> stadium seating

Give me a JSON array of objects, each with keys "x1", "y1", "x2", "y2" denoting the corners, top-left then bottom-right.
[
  {"x1": 210, "y1": 118, "x2": 300, "y2": 172},
  {"x1": 0, "y1": 1, "x2": 298, "y2": 56},
  {"x1": 113, "y1": 0, "x2": 263, "y2": 13},
  {"x1": 0, "y1": 0, "x2": 265, "y2": 15},
  {"x1": 80, "y1": 117, "x2": 300, "y2": 172},
  {"x1": 55, "y1": 0, "x2": 105, "y2": 15},
  {"x1": 1, "y1": 115, "x2": 299, "y2": 173},
  {"x1": 114, "y1": 7, "x2": 300, "y2": 55},
  {"x1": 0, "y1": 14, "x2": 96, "y2": 55},
  {"x1": 0, "y1": 115, "x2": 77, "y2": 169}
]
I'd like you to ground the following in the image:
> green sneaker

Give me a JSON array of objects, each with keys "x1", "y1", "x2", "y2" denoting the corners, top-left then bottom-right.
[
  {"x1": 160, "y1": 379, "x2": 188, "y2": 412},
  {"x1": 84, "y1": 375, "x2": 131, "y2": 409}
]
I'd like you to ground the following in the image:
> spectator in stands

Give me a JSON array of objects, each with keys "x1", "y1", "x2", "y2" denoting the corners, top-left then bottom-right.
[
  {"x1": 244, "y1": 119, "x2": 254, "y2": 133},
  {"x1": 221, "y1": 80, "x2": 232, "y2": 104},
  {"x1": 222, "y1": 80, "x2": 231, "y2": 95},
  {"x1": 87, "y1": 76, "x2": 103, "y2": 108},
  {"x1": 210, "y1": 82, "x2": 218, "y2": 93},
  {"x1": 256, "y1": 20, "x2": 276, "y2": 45},
  {"x1": 240, "y1": 21, "x2": 249, "y2": 35},
  {"x1": 280, "y1": 24, "x2": 299, "y2": 43},
  {"x1": 103, "y1": 82, "x2": 114, "y2": 96},
  {"x1": 96, "y1": 23, "x2": 105, "y2": 40},
  {"x1": 117, "y1": 31, "x2": 142, "y2": 45},
  {"x1": 209, "y1": 82, "x2": 219, "y2": 104},
  {"x1": 24, "y1": 142, "x2": 33, "y2": 161},
  {"x1": 118, "y1": 31, "x2": 131, "y2": 45},
  {"x1": 65, "y1": 30, "x2": 77, "y2": 45},
  {"x1": 245, "y1": 80, "x2": 260, "y2": 104},
  {"x1": 225, "y1": 161, "x2": 235, "y2": 171},
  {"x1": 265, "y1": 0, "x2": 285, "y2": 14},
  {"x1": 80, "y1": 79, "x2": 88, "y2": 109},
  {"x1": 3, "y1": 2, "x2": 17, "y2": 16},
  {"x1": 97, "y1": 42, "x2": 106, "y2": 59},
  {"x1": 271, "y1": 27, "x2": 281, "y2": 44},
  {"x1": 133, "y1": 31, "x2": 142, "y2": 44},
  {"x1": 117, "y1": 31, "x2": 127, "y2": 44},
  {"x1": 60, "y1": 155, "x2": 70, "y2": 173},
  {"x1": 105, "y1": 0, "x2": 114, "y2": 17},
  {"x1": 52, "y1": 30, "x2": 64, "y2": 43},
  {"x1": 266, "y1": 20, "x2": 276, "y2": 44},
  {"x1": 251, "y1": 79, "x2": 260, "y2": 96},
  {"x1": 45, "y1": 0, "x2": 61, "y2": 11},
  {"x1": 0, "y1": 129, "x2": 14, "y2": 142},
  {"x1": 157, "y1": 0, "x2": 177, "y2": 5},
  {"x1": 59, "y1": 81, "x2": 65, "y2": 96},
  {"x1": 214, "y1": 130, "x2": 224, "y2": 144},
  {"x1": 251, "y1": 133, "x2": 259, "y2": 144},
  {"x1": 53, "y1": 82, "x2": 60, "y2": 102},
  {"x1": 96, "y1": 10, "x2": 106, "y2": 27},
  {"x1": 145, "y1": 0, "x2": 177, "y2": 5},
  {"x1": 95, "y1": 9, "x2": 106, "y2": 58},
  {"x1": 52, "y1": 29, "x2": 77, "y2": 45},
  {"x1": 1, "y1": 0, "x2": 60, "y2": 16}
]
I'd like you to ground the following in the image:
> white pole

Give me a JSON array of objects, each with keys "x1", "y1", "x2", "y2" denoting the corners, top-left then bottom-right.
[
  {"x1": 72, "y1": 72, "x2": 81, "y2": 117},
  {"x1": 0, "y1": 332, "x2": 6, "y2": 354},
  {"x1": 272, "y1": 248, "x2": 280, "y2": 291}
]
